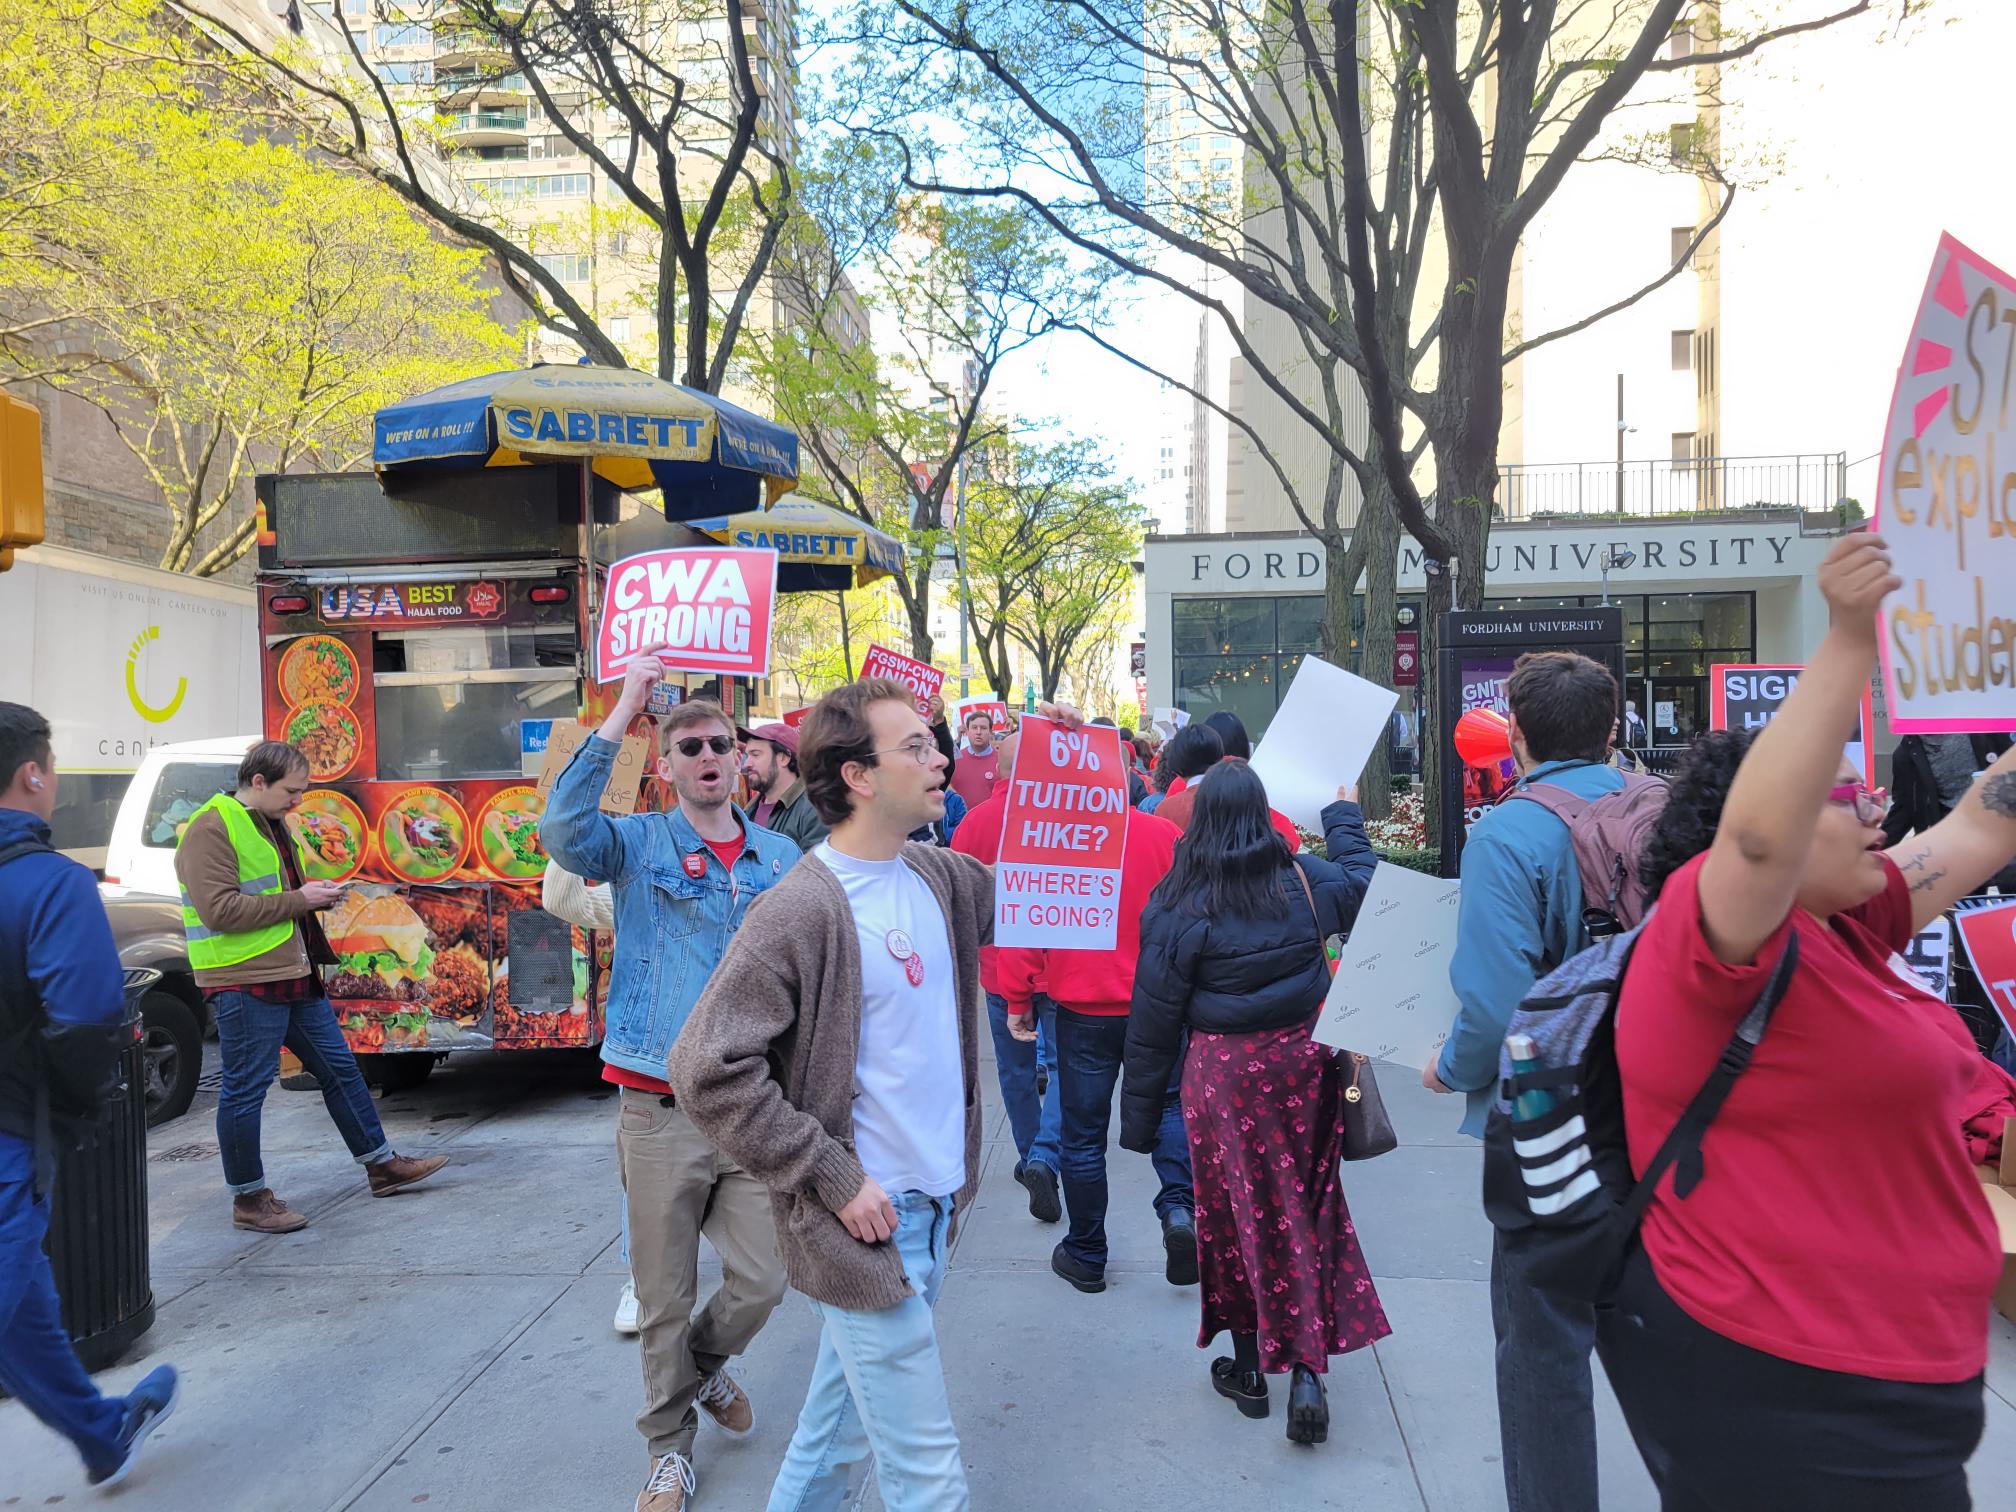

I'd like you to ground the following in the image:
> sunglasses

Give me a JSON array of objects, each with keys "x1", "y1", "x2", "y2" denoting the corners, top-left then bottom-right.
[
  {"x1": 1826, "y1": 784, "x2": 1890, "y2": 824},
  {"x1": 674, "y1": 735, "x2": 736, "y2": 758}
]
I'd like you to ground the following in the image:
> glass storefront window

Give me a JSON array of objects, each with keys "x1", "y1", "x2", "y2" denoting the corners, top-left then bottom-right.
[
  {"x1": 1172, "y1": 598, "x2": 1276, "y2": 655},
  {"x1": 1170, "y1": 654, "x2": 1281, "y2": 735},
  {"x1": 1276, "y1": 596, "x2": 1326, "y2": 652}
]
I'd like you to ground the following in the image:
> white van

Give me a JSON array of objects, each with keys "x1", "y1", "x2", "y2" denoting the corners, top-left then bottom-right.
[{"x1": 101, "y1": 736, "x2": 256, "y2": 899}]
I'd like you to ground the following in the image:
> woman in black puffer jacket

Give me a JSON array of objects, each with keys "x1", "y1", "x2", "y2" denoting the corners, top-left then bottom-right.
[{"x1": 1120, "y1": 760, "x2": 1389, "y2": 1447}]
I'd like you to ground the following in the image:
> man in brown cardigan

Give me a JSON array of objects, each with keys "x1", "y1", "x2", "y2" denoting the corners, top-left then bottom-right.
[{"x1": 670, "y1": 681, "x2": 1080, "y2": 1512}]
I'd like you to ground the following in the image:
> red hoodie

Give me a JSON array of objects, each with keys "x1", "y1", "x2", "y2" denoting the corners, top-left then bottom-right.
[
  {"x1": 949, "y1": 788, "x2": 1026, "y2": 997},
  {"x1": 993, "y1": 809, "x2": 1180, "y2": 1017}
]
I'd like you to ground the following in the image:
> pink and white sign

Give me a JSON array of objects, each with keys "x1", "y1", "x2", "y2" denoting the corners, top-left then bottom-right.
[
  {"x1": 596, "y1": 547, "x2": 778, "y2": 684},
  {"x1": 994, "y1": 717, "x2": 1128, "y2": 950},
  {"x1": 861, "y1": 643, "x2": 945, "y2": 715},
  {"x1": 1876, "y1": 234, "x2": 2016, "y2": 732}
]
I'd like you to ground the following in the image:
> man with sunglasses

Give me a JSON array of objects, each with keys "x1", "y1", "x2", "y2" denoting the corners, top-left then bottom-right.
[
  {"x1": 542, "y1": 651, "x2": 801, "y2": 1512},
  {"x1": 669, "y1": 678, "x2": 1082, "y2": 1512}
]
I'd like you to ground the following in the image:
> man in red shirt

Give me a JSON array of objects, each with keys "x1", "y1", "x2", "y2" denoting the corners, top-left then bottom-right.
[
  {"x1": 948, "y1": 708, "x2": 1003, "y2": 811},
  {"x1": 995, "y1": 807, "x2": 1188, "y2": 1295},
  {"x1": 949, "y1": 739, "x2": 1063, "y2": 1223}
]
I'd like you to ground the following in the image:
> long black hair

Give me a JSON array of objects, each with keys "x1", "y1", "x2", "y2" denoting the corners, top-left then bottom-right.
[
  {"x1": 1149, "y1": 759, "x2": 1291, "y2": 918},
  {"x1": 1638, "y1": 728, "x2": 1756, "y2": 901}
]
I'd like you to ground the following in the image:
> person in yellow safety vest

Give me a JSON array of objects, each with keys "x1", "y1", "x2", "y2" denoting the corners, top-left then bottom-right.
[{"x1": 173, "y1": 741, "x2": 447, "y2": 1234}]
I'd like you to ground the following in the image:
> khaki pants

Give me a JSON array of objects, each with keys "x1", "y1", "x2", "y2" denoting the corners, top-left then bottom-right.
[{"x1": 617, "y1": 1088, "x2": 787, "y2": 1459}]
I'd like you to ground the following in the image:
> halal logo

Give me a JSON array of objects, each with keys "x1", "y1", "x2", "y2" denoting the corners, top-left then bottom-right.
[
  {"x1": 467, "y1": 581, "x2": 503, "y2": 617},
  {"x1": 125, "y1": 626, "x2": 188, "y2": 724}
]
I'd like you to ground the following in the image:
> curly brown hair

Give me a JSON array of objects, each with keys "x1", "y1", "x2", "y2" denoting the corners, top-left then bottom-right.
[{"x1": 800, "y1": 678, "x2": 913, "y2": 825}]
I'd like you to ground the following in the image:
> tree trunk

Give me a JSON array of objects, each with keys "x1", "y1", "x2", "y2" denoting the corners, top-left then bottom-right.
[{"x1": 1356, "y1": 478, "x2": 1403, "y2": 822}]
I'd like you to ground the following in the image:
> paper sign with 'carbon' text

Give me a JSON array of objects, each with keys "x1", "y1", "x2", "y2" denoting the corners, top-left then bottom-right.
[
  {"x1": 994, "y1": 717, "x2": 1127, "y2": 950},
  {"x1": 596, "y1": 547, "x2": 777, "y2": 684}
]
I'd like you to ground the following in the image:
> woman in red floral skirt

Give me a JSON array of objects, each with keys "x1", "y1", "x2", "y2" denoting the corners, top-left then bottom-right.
[{"x1": 1121, "y1": 761, "x2": 1389, "y2": 1444}]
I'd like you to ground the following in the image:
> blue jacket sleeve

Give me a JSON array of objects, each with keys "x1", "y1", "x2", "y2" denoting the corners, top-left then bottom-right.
[
  {"x1": 31, "y1": 861, "x2": 129, "y2": 1115},
  {"x1": 1316, "y1": 799, "x2": 1376, "y2": 935},
  {"x1": 539, "y1": 734, "x2": 643, "y2": 885},
  {"x1": 1438, "y1": 829, "x2": 1548, "y2": 1094},
  {"x1": 31, "y1": 861, "x2": 125, "y2": 1030}
]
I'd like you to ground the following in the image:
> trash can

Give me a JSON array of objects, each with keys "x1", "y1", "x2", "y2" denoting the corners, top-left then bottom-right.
[{"x1": 45, "y1": 967, "x2": 159, "y2": 1372}]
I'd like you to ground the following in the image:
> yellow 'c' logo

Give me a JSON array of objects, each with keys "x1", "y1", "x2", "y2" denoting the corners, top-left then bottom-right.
[{"x1": 126, "y1": 626, "x2": 188, "y2": 724}]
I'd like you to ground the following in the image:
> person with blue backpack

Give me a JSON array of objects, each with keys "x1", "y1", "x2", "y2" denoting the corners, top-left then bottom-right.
[
  {"x1": 1594, "y1": 533, "x2": 2016, "y2": 1511},
  {"x1": 1426, "y1": 650, "x2": 1661, "y2": 1512}
]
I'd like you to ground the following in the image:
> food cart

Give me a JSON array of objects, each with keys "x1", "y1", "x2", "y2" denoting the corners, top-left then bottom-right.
[{"x1": 251, "y1": 365, "x2": 803, "y2": 1081}]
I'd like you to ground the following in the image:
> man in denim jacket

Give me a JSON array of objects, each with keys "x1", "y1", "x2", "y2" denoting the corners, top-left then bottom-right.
[{"x1": 542, "y1": 649, "x2": 800, "y2": 1512}]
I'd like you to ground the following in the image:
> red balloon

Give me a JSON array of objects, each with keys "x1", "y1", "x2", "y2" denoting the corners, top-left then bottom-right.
[{"x1": 1453, "y1": 707, "x2": 1513, "y2": 769}]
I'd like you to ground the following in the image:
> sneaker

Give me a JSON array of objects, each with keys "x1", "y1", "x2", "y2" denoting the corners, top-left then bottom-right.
[
  {"x1": 1162, "y1": 1206, "x2": 1199, "y2": 1287},
  {"x1": 1016, "y1": 1161, "x2": 1062, "y2": 1224},
  {"x1": 87, "y1": 1365, "x2": 180, "y2": 1489},
  {"x1": 613, "y1": 1279, "x2": 641, "y2": 1337},
  {"x1": 366, "y1": 1153, "x2": 449, "y2": 1197},
  {"x1": 231, "y1": 1190, "x2": 307, "y2": 1233},
  {"x1": 636, "y1": 1450, "x2": 695, "y2": 1512},
  {"x1": 695, "y1": 1366, "x2": 754, "y2": 1437},
  {"x1": 1050, "y1": 1242, "x2": 1106, "y2": 1294},
  {"x1": 1286, "y1": 1364, "x2": 1329, "y2": 1445}
]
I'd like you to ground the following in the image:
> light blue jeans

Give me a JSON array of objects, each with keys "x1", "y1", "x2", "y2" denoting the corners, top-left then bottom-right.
[{"x1": 765, "y1": 1191, "x2": 967, "y2": 1512}]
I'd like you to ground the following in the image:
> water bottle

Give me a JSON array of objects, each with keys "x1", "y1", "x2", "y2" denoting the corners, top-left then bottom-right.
[{"x1": 1505, "y1": 1032, "x2": 1555, "y2": 1121}]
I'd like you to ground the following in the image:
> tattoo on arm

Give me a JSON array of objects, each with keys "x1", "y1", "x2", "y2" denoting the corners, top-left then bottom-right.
[
  {"x1": 1980, "y1": 773, "x2": 2016, "y2": 820},
  {"x1": 1894, "y1": 845, "x2": 1950, "y2": 894}
]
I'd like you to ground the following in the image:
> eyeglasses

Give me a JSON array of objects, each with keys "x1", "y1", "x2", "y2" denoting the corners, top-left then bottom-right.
[
  {"x1": 870, "y1": 741, "x2": 939, "y2": 766},
  {"x1": 674, "y1": 735, "x2": 736, "y2": 758},
  {"x1": 1826, "y1": 784, "x2": 1890, "y2": 824}
]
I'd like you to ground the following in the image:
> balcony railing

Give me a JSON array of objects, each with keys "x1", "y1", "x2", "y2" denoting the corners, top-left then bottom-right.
[
  {"x1": 1496, "y1": 452, "x2": 1849, "y2": 522},
  {"x1": 440, "y1": 109, "x2": 529, "y2": 136}
]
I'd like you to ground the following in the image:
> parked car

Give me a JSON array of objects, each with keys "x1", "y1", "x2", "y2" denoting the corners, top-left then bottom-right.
[
  {"x1": 100, "y1": 889, "x2": 207, "y2": 1127},
  {"x1": 101, "y1": 736, "x2": 254, "y2": 900}
]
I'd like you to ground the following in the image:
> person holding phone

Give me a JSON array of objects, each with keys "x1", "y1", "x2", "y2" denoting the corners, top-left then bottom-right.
[{"x1": 174, "y1": 740, "x2": 446, "y2": 1235}]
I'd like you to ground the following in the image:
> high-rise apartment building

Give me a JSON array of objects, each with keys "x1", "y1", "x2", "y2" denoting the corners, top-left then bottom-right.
[{"x1": 312, "y1": 0, "x2": 799, "y2": 407}]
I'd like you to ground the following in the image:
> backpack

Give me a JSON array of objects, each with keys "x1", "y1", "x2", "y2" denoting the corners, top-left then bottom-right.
[
  {"x1": 1480, "y1": 922, "x2": 1798, "y2": 1307},
  {"x1": 1503, "y1": 769, "x2": 1669, "y2": 937}
]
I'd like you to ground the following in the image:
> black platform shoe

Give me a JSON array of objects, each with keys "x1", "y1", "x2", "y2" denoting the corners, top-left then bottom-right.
[
  {"x1": 1285, "y1": 1364, "x2": 1329, "y2": 1445},
  {"x1": 1210, "y1": 1357, "x2": 1269, "y2": 1420}
]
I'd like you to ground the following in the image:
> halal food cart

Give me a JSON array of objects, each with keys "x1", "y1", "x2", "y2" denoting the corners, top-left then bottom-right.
[{"x1": 251, "y1": 364, "x2": 802, "y2": 1079}]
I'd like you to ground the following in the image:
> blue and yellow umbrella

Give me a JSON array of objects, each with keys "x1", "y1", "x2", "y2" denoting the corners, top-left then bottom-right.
[
  {"x1": 372, "y1": 363, "x2": 799, "y2": 518},
  {"x1": 685, "y1": 496, "x2": 906, "y2": 591}
]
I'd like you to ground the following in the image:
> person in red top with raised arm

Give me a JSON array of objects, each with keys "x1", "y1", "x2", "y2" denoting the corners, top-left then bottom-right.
[
  {"x1": 994, "y1": 802, "x2": 1186, "y2": 1296},
  {"x1": 1605, "y1": 533, "x2": 2016, "y2": 1512}
]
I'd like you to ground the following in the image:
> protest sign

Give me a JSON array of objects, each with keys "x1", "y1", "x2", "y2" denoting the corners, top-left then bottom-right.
[
  {"x1": 1150, "y1": 707, "x2": 1189, "y2": 742},
  {"x1": 596, "y1": 547, "x2": 777, "y2": 684},
  {"x1": 1250, "y1": 656, "x2": 1399, "y2": 834},
  {"x1": 782, "y1": 705, "x2": 810, "y2": 730},
  {"x1": 953, "y1": 693, "x2": 1009, "y2": 734},
  {"x1": 1876, "y1": 234, "x2": 2016, "y2": 732},
  {"x1": 994, "y1": 716, "x2": 1128, "y2": 950},
  {"x1": 1708, "y1": 663, "x2": 1875, "y2": 782},
  {"x1": 1955, "y1": 897, "x2": 2016, "y2": 1035},
  {"x1": 1891, "y1": 916, "x2": 1952, "y2": 999},
  {"x1": 535, "y1": 720, "x2": 651, "y2": 816},
  {"x1": 860, "y1": 643, "x2": 946, "y2": 715},
  {"x1": 1312, "y1": 863, "x2": 1462, "y2": 1071}
]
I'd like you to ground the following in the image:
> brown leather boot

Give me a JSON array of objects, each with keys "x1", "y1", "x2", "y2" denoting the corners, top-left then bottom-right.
[
  {"x1": 232, "y1": 1189, "x2": 308, "y2": 1233},
  {"x1": 366, "y1": 1153, "x2": 448, "y2": 1197}
]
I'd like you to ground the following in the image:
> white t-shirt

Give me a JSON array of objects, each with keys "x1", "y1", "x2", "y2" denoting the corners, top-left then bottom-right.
[{"x1": 816, "y1": 843, "x2": 967, "y2": 1200}]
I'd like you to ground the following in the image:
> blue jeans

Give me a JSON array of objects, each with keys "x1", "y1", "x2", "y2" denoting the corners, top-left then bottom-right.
[
  {"x1": 1492, "y1": 1228, "x2": 1599, "y2": 1511},
  {"x1": 0, "y1": 1135, "x2": 130, "y2": 1475},
  {"x1": 1053, "y1": 1008, "x2": 1191, "y2": 1270},
  {"x1": 766, "y1": 1192, "x2": 967, "y2": 1512},
  {"x1": 985, "y1": 991, "x2": 1060, "y2": 1174},
  {"x1": 213, "y1": 991, "x2": 390, "y2": 1195}
]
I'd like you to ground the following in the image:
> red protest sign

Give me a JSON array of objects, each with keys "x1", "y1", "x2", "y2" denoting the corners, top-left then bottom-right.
[
  {"x1": 861, "y1": 643, "x2": 945, "y2": 714},
  {"x1": 782, "y1": 706, "x2": 810, "y2": 730},
  {"x1": 994, "y1": 716, "x2": 1127, "y2": 950},
  {"x1": 597, "y1": 548, "x2": 778, "y2": 684},
  {"x1": 1955, "y1": 898, "x2": 2016, "y2": 1035},
  {"x1": 953, "y1": 695, "x2": 1009, "y2": 734}
]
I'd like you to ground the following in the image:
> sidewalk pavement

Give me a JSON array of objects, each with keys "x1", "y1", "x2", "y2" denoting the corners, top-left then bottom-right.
[{"x1": 6, "y1": 1039, "x2": 2016, "y2": 1511}]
